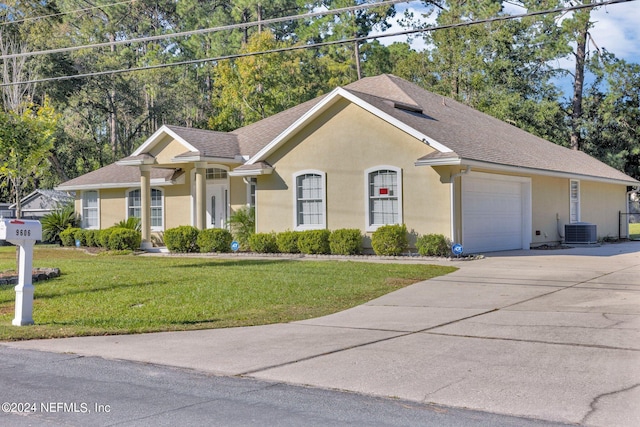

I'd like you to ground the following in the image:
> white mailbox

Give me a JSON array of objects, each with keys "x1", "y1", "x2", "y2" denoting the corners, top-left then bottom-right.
[
  {"x1": 0, "y1": 219, "x2": 42, "y2": 242},
  {"x1": 0, "y1": 219, "x2": 42, "y2": 326}
]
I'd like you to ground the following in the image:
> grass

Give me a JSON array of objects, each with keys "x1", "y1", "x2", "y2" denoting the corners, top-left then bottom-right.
[
  {"x1": 629, "y1": 223, "x2": 640, "y2": 240},
  {"x1": 0, "y1": 246, "x2": 457, "y2": 341}
]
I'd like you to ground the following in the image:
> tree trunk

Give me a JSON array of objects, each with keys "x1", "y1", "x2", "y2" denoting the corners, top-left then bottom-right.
[{"x1": 570, "y1": 8, "x2": 590, "y2": 151}]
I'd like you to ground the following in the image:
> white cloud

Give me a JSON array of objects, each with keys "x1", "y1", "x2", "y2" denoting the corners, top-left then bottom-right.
[
  {"x1": 590, "y1": 2, "x2": 640, "y2": 61},
  {"x1": 376, "y1": 1, "x2": 639, "y2": 63}
]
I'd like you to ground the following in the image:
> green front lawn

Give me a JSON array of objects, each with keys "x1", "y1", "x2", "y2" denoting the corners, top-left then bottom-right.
[
  {"x1": 0, "y1": 247, "x2": 456, "y2": 341},
  {"x1": 630, "y1": 223, "x2": 640, "y2": 240}
]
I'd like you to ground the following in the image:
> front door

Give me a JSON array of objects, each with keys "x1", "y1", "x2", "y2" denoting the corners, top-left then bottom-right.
[{"x1": 206, "y1": 183, "x2": 228, "y2": 229}]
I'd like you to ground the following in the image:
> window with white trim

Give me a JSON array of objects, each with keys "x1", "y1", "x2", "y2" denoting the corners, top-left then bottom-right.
[
  {"x1": 127, "y1": 188, "x2": 164, "y2": 230},
  {"x1": 294, "y1": 171, "x2": 326, "y2": 229},
  {"x1": 366, "y1": 166, "x2": 402, "y2": 229},
  {"x1": 570, "y1": 180, "x2": 580, "y2": 223},
  {"x1": 82, "y1": 190, "x2": 99, "y2": 229}
]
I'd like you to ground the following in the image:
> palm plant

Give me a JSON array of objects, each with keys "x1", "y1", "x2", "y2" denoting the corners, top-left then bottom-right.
[
  {"x1": 114, "y1": 217, "x2": 141, "y2": 231},
  {"x1": 226, "y1": 207, "x2": 255, "y2": 250},
  {"x1": 41, "y1": 203, "x2": 79, "y2": 245}
]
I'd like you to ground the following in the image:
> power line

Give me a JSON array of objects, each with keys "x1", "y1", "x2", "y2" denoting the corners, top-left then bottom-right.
[
  {"x1": 0, "y1": 0, "x2": 635, "y2": 87},
  {"x1": 0, "y1": 0, "x2": 137, "y2": 27},
  {"x1": 0, "y1": 0, "x2": 411, "y2": 60}
]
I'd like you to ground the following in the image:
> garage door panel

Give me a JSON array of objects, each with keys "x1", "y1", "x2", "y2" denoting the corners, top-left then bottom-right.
[{"x1": 462, "y1": 175, "x2": 528, "y2": 253}]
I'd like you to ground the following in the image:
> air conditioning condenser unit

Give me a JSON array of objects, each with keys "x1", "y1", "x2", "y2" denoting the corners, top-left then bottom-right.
[{"x1": 564, "y1": 223, "x2": 597, "y2": 244}]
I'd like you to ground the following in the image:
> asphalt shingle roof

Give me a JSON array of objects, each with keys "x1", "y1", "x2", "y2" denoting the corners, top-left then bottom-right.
[{"x1": 58, "y1": 74, "x2": 637, "y2": 189}]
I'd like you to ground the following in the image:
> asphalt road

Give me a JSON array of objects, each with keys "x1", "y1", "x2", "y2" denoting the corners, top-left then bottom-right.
[{"x1": 0, "y1": 347, "x2": 569, "y2": 427}]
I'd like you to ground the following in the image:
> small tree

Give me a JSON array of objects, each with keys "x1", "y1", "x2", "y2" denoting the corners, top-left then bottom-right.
[
  {"x1": 0, "y1": 102, "x2": 58, "y2": 218},
  {"x1": 40, "y1": 202, "x2": 79, "y2": 245}
]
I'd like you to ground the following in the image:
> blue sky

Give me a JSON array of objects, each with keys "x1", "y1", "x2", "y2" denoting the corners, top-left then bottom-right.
[{"x1": 377, "y1": 1, "x2": 640, "y2": 98}]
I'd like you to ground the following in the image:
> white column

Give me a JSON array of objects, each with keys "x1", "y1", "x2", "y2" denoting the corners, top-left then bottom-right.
[
  {"x1": 140, "y1": 165, "x2": 152, "y2": 249},
  {"x1": 195, "y1": 162, "x2": 207, "y2": 230}
]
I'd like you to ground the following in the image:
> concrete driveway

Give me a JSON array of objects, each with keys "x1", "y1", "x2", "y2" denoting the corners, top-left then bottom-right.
[{"x1": 5, "y1": 242, "x2": 640, "y2": 426}]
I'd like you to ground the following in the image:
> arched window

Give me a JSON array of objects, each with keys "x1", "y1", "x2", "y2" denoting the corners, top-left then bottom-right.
[
  {"x1": 294, "y1": 171, "x2": 326, "y2": 229},
  {"x1": 366, "y1": 166, "x2": 402, "y2": 230},
  {"x1": 127, "y1": 188, "x2": 164, "y2": 231}
]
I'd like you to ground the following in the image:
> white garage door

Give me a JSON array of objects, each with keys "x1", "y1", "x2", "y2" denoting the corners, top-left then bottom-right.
[{"x1": 462, "y1": 173, "x2": 530, "y2": 253}]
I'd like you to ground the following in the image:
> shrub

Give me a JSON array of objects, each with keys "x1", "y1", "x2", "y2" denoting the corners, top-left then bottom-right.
[
  {"x1": 297, "y1": 229, "x2": 331, "y2": 255},
  {"x1": 60, "y1": 227, "x2": 80, "y2": 247},
  {"x1": 371, "y1": 224, "x2": 408, "y2": 256},
  {"x1": 107, "y1": 228, "x2": 141, "y2": 251},
  {"x1": 99, "y1": 228, "x2": 117, "y2": 248},
  {"x1": 41, "y1": 203, "x2": 79, "y2": 245},
  {"x1": 73, "y1": 229, "x2": 88, "y2": 246},
  {"x1": 164, "y1": 225, "x2": 200, "y2": 253},
  {"x1": 416, "y1": 234, "x2": 451, "y2": 257},
  {"x1": 227, "y1": 207, "x2": 255, "y2": 250},
  {"x1": 276, "y1": 231, "x2": 301, "y2": 253},
  {"x1": 84, "y1": 229, "x2": 102, "y2": 247},
  {"x1": 197, "y1": 228, "x2": 233, "y2": 253},
  {"x1": 329, "y1": 229, "x2": 363, "y2": 255},
  {"x1": 249, "y1": 232, "x2": 278, "y2": 253}
]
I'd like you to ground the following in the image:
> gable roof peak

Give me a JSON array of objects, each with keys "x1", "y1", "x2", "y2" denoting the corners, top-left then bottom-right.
[{"x1": 344, "y1": 74, "x2": 421, "y2": 109}]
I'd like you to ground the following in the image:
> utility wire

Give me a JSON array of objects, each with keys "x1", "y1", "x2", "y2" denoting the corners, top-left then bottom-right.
[
  {"x1": 0, "y1": 0, "x2": 411, "y2": 60},
  {"x1": 0, "y1": 0, "x2": 137, "y2": 26},
  {"x1": 0, "y1": 0, "x2": 635, "y2": 87}
]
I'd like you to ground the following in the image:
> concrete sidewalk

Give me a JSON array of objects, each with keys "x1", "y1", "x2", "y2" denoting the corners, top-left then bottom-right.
[{"x1": 5, "y1": 242, "x2": 640, "y2": 426}]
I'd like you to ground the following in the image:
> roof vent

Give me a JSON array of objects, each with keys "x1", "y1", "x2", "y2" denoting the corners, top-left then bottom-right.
[
  {"x1": 392, "y1": 101, "x2": 423, "y2": 114},
  {"x1": 564, "y1": 223, "x2": 597, "y2": 244}
]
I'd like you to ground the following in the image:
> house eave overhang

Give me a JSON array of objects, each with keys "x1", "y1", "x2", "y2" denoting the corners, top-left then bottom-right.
[
  {"x1": 116, "y1": 157, "x2": 155, "y2": 166},
  {"x1": 416, "y1": 157, "x2": 640, "y2": 186},
  {"x1": 228, "y1": 167, "x2": 274, "y2": 177},
  {"x1": 247, "y1": 87, "x2": 453, "y2": 165},
  {"x1": 55, "y1": 178, "x2": 176, "y2": 192},
  {"x1": 171, "y1": 155, "x2": 243, "y2": 165}
]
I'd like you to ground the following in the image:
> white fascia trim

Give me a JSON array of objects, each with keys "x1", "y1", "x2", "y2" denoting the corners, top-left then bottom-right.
[
  {"x1": 116, "y1": 158, "x2": 155, "y2": 166},
  {"x1": 56, "y1": 179, "x2": 175, "y2": 192},
  {"x1": 171, "y1": 156, "x2": 242, "y2": 164},
  {"x1": 228, "y1": 168, "x2": 273, "y2": 177},
  {"x1": 416, "y1": 158, "x2": 639, "y2": 186},
  {"x1": 247, "y1": 87, "x2": 453, "y2": 165},
  {"x1": 131, "y1": 125, "x2": 199, "y2": 157}
]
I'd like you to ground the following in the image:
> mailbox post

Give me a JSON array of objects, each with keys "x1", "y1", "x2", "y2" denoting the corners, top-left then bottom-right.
[{"x1": 0, "y1": 219, "x2": 42, "y2": 326}]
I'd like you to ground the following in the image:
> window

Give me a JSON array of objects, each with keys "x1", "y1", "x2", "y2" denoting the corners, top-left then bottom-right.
[
  {"x1": 127, "y1": 188, "x2": 164, "y2": 230},
  {"x1": 570, "y1": 180, "x2": 580, "y2": 223},
  {"x1": 366, "y1": 166, "x2": 402, "y2": 230},
  {"x1": 247, "y1": 178, "x2": 256, "y2": 208},
  {"x1": 294, "y1": 171, "x2": 326, "y2": 229},
  {"x1": 82, "y1": 191, "x2": 99, "y2": 229},
  {"x1": 206, "y1": 168, "x2": 227, "y2": 180}
]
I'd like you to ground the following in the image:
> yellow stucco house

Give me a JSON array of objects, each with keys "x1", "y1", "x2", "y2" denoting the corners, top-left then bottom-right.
[{"x1": 57, "y1": 74, "x2": 639, "y2": 253}]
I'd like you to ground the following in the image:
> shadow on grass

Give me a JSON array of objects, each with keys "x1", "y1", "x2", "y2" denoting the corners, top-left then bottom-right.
[{"x1": 168, "y1": 259, "x2": 296, "y2": 269}]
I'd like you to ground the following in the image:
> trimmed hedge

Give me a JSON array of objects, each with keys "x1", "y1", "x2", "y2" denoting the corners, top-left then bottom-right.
[
  {"x1": 249, "y1": 232, "x2": 278, "y2": 253},
  {"x1": 164, "y1": 225, "x2": 200, "y2": 253},
  {"x1": 107, "y1": 228, "x2": 142, "y2": 251},
  {"x1": 99, "y1": 228, "x2": 117, "y2": 248},
  {"x1": 416, "y1": 234, "x2": 450, "y2": 257},
  {"x1": 329, "y1": 229, "x2": 363, "y2": 255},
  {"x1": 371, "y1": 224, "x2": 408, "y2": 256},
  {"x1": 276, "y1": 231, "x2": 300, "y2": 254},
  {"x1": 198, "y1": 228, "x2": 233, "y2": 253},
  {"x1": 297, "y1": 229, "x2": 331, "y2": 255},
  {"x1": 60, "y1": 227, "x2": 80, "y2": 247}
]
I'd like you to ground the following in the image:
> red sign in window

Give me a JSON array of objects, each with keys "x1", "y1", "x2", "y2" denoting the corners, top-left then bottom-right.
[{"x1": 379, "y1": 188, "x2": 389, "y2": 195}]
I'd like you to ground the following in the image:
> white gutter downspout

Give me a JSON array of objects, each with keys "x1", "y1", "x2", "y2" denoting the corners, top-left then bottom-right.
[{"x1": 450, "y1": 166, "x2": 471, "y2": 244}]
